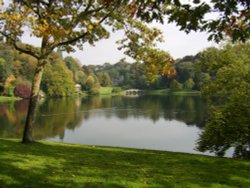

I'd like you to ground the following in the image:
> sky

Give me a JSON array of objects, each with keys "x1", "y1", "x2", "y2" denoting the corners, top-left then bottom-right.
[
  {"x1": 22, "y1": 21, "x2": 218, "y2": 66},
  {"x1": 66, "y1": 22, "x2": 218, "y2": 65},
  {"x1": 3, "y1": 0, "x2": 218, "y2": 66}
]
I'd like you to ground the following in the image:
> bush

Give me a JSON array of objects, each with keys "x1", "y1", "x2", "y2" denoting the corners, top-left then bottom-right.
[
  {"x1": 170, "y1": 79, "x2": 183, "y2": 90},
  {"x1": 14, "y1": 84, "x2": 31, "y2": 98},
  {"x1": 4, "y1": 86, "x2": 15, "y2": 97},
  {"x1": 89, "y1": 83, "x2": 100, "y2": 95},
  {"x1": 183, "y1": 78, "x2": 195, "y2": 90},
  {"x1": 112, "y1": 87, "x2": 122, "y2": 93},
  {"x1": 0, "y1": 84, "x2": 4, "y2": 95}
]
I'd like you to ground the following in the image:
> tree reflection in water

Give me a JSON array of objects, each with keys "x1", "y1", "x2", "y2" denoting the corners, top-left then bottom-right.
[{"x1": 2, "y1": 95, "x2": 248, "y2": 158}]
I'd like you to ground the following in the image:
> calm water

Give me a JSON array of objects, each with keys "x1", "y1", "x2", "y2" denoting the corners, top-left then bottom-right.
[{"x1": 0, "y1": 95, "x2": 214, "y2": 156}]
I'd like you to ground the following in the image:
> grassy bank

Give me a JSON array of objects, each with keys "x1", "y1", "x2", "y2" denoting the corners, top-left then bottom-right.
[
  {"x1": 0, "y1": 96, "x2": 21, "y2": 102},
  {"x1": 98, "y1": 87, "x2": 123, "y2": 95},
  {"x1": 171, "y1": 90, "x2": 201, "y2": 95},
  {"x1": 145, "y1": 89, "x2": 171, "y2": 95},
  {"x1": 0, "y1": 139, "x2": 250, "y2": 187},
  {"x1": 145, "y1": 89, "x2": 200, "y2": 96}
]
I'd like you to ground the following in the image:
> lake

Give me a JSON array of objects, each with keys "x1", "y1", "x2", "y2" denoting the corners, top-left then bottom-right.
[{"x1": 0, "y1": 94, "x2": 216, "y2": 156}]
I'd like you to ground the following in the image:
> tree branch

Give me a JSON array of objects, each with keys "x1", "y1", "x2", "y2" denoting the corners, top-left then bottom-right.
[
  {"x1": 84, "y1": 0, "x2": 93, "y2": 13},
  {"x1": 0, "y1": 30, "x2": 40, "y2": 58},
  {"x1": 75, "y1": 5, "x2": 105, "y2": 23},
  {"x1": 13, "y1": 42, "x2": 40, "y2": 59},
  {"x1": 54, "y1": 32, "x2": 89, "y2": 49},
  {"x1": 53, "y1": 8, "x2": 114, "y2": 50}
]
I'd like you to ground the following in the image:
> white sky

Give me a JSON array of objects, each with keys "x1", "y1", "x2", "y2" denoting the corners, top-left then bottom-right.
[
  {"x1": 66, "y1": 22, "x2": 217, "y2": 65},
  {"x1": 22, "y1": 22, "x2": 218, "y2": 66},
  {"x1": 4, "y1": 0, "x2": 218, "y2": 65}
]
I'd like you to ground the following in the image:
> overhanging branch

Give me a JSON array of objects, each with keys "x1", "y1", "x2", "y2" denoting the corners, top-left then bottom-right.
[
  {"x1": 0, "y1": 31, "x2": 40, "y2": 58},
  {"x1": 53, "y1": 32, "x2": 88, "y2": 49},
  {"x1": 13, "y1": 42, "x2": 40, "y2": 59},
  {"x1": 53, "y1": 9, "x2": 114, "y2": 50}
]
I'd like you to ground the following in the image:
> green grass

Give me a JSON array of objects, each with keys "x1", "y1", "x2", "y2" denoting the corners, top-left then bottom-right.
[
  {"x1": 98, "y1": 87, "x2": 123, "y2": 95},
  {"x1": 0, "y1": 96, "x2": 21, "y2": 102},
  {"x1": 98, "y1": 88, "x2": 200, "y2": 96},
  {"x1": 171, "y1": 90, "x2": 201, "y2": 95},
  {"x1": 145, "y1": 89, "x2": 200, "y2": 96},
  {"x1": 0, "y1": 139, "x2": 250, "y2": 188},
  {"x1": 145, "y1": 89, "x2": 171, "y2": 95},
  {"x1": 98, "y1": 87, "x2": 114, "y2": 95}
]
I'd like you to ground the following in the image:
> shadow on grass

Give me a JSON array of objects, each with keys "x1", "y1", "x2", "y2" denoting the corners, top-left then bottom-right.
[{"x1": 0, "y1": 139, "x2": 250, "y2": 187}]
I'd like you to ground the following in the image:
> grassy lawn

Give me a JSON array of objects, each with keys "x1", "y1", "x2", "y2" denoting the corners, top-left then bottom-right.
[
  {"x1": 171, "y1": 90, "x2": 201, "y2": 95},
  {"x1": 0, "y1": 96, "x2": 21, "y2": 102},
  {"x1": 145, "y1": 89, "x2": 200, "y2": 96},
  {"x1": 98, "y1": 87, "x2": 123, "y2": 95},
  {"x1": 145, "y1": 89, "x2": 171, "y2": 95},
  {"x1": 98, "y1": 87, "x2": 114, "y2": 95},
  {"x1": 98, "y1": 88, "x2": 200, "y2": 96},
  {"x1": 0, "y1": 139, "x2": 250, "y2": 188}
]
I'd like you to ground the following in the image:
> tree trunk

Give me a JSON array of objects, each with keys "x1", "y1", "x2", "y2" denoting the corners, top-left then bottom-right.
[{"x1": 22, "y1": 63, "x2": 44, "y2": 143}]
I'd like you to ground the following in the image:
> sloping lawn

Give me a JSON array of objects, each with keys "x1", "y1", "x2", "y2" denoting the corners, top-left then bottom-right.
[{"x1": 0, "y1": 139, "x2": 249, "y2": 188}]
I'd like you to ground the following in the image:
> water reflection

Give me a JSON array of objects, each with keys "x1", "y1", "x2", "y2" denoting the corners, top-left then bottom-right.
[
  {"x1": 80, "y1": 95, "x2": 207, "y2": 127},
  {"x1": 0, "y1": 95, "x2": 209, "y2": 155},
  {"x1": 0, "y1": 100, "x2": 29, "y2": 138}
]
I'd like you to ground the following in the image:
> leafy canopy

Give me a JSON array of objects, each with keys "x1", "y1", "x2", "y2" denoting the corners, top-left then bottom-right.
[
  {"x1": 1, "y1": 0, "x2": 249, "y2": 60},
  {"x1": 196, "y1": 43, "x2": 250, "y2": 158},
  {"x1": 0, "y1": 0, "x2": 163, "y2": 59}
]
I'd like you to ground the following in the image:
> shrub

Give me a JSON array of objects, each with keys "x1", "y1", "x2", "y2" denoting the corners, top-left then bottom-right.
[
  {"x1": 170, "y1": 79, "x2": 183, "y2": 90},
  {"x1": 14, "y1": 84, "x2": 31, "y2": 98},
  {"x1": 0, "y1": 84, "x2": 4, "y2": 95},
  {"x1": 4, "y1": 86, "x2": 15, "y2": 97},
  {"x1": 89, "y1": 83, "x2": 100, "y2": 95},
  {"x1": 183, "y1": 78, "x2": 195, "y2": 90},
  {"x1": 112, "y1": 87, "x2": 122, "y2": 93}
]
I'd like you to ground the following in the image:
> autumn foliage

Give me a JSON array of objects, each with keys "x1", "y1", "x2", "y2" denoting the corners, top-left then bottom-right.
[{"x1": 14, "y1": 84, "x2": 31, "y2": 99}]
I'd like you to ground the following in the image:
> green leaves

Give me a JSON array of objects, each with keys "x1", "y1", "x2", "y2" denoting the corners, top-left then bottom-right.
[
  {"x1": 42, "y1": 54, "x2": 76, "y2": 97},
  {"x1": 196, "y1": 42, "x2": 250, "y2": 158},
  {"x1": 165, "y1": 0, "x2": 249, "y2": 42}
]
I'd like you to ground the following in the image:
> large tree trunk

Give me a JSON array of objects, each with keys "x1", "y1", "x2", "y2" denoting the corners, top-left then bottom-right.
[{"x1": 22, "y1": 63, "x2": 44, "y2": 143}]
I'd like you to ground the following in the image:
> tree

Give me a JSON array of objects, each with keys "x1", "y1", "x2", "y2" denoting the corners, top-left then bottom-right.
[
  {"x1": 176, "y1": 62, "x2": 194, "y2": 83},
  {"x1": 41, "y1": 53, "x2": 76, "y2": 97},
  {"x1": 170, "y1": 79, "x2": 182, "y2": 90},
  {"x1": 75, "y1": 70, "x2": 87, "y2": 88},
  {"x1": 96, "y1": 72, "x2": 111, "y2": 87},
  {"x1": 12, "y1": 53, "x2": 37, "y2": 81},
  {"x1": 165, "y1": 0, "x2": 250, "y2": 42},
  {"x1": 85, "y1": 75, "x2": 95, "y2": 90},
  {"x1": 0, "y1": 0, "x2": 164, "y2": 143},
  {"x1": 140, "y1": 48, "x2": 176, "y2": 81},
  {"x1": 0, "y1": 84, "x2": 4, "y2": 95},
  {"x1": 196, "y1": 43, "x2": 250, "y2": 158},
  {"x1": 64, "y1": 56, "x2": 82, "y2": 82},
  {"x1": 84, "y1": 75, "x2": 100, "y2": 94},
  {"x1": 0, "y1": 42, "x2": 15, "y2": 82},
  {"x1": 0, "y1": 58, "x2": 6, "y2": 82},
  {"x1": 183, "y1": 78, "x2": 195, "y2": 90}
]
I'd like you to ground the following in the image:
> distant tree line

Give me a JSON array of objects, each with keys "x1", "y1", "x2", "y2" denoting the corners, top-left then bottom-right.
[
  {"x1": 79, "y1": 55, "x2": 210, "y2": 92},
  {"x1": 1, "y1": 42, "x2": 249, "y2": 101},
  {"x1": 0, "y1": 41, "x2": 206, "y2": 97}
]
